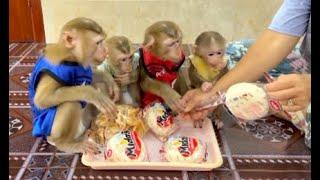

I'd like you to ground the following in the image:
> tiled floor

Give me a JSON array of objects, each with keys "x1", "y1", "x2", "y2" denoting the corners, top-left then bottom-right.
[{"x1": 9, "y1": 43, "x2": 311, "y2": 180}]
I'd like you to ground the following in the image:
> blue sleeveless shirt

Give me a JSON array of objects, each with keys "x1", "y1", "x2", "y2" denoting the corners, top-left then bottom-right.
[{"x1": 28, "y1": 55, "x2": 92, "y2": 137}]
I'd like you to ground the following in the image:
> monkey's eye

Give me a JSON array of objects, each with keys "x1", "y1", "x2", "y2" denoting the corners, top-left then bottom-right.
[
  {"x1": 96, "y1": 40, "x2": 104, "y2": 46},
  {"x1": 168, "y1": 42, "x2": 176, "y2": 47},
  {"x1": 122, "y1": 58, "x2": 126, "y2": 62},
  {"x1": 208, "y1": 51, "x2": 223, "y2": 57}
]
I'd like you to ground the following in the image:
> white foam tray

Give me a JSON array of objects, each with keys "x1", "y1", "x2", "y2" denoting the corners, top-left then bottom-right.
[{"x1": 81, "y1": 118, "x2": 223, "y2": 171}]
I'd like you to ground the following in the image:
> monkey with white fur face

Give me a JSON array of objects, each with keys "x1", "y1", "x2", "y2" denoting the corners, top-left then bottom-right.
[
  {"x1": 178, "y1": 31, "x2": 228, "y2": 94},
  {"x1": 97, "y1": 36, "x2": 141, "y2": 107},
  {"x1": 29, "y1": 17, "x2": 118, "y2": 154},
  {"x1": 177, "y1": 31, "x2": 228, "y2": 128}
]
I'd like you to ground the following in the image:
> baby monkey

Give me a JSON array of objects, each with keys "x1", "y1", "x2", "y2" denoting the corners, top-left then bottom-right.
[
  {"x1": 97, "y1": 36, "x2": 141, "y2": 107},
  {"x1": 179, "y1": 31, "x2": 228, "y2": 128},
  {"x1": 82, "y1": 38, "x2": 121, "y2": 127}
]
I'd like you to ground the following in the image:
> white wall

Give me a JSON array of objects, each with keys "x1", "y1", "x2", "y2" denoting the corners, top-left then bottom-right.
[{"x1": 41, "y1": 0, "x2": 283, "y2": 43}]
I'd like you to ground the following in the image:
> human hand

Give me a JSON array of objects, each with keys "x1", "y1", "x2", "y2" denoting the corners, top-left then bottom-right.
[
  {"x1": 265, "y1": 74, "x2": 311, "y2": 112},
  {"x1": 177, "y1": 108, "x2": 212, "y2": 121},
  {"x1": 180, "y1": 88, "x2": 216, "y2": 112},
  {"x1": 201, "y1": 82, "x2": 214, "y2": 92}
]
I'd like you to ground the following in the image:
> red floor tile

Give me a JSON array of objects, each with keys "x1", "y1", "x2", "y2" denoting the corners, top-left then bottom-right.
[
  {"x1": 9, "y1": 108, "x2": 32, "y2": 138},
  {"x1": 8, "y1": 43, "x2": 311, "y2": 179},
  {"x1": 9, "y1": 66, "x2": 33, "y2": 91},
  {"x1": 9, "y1": 155, "x2": 28, "y2": 168},
  {"x1": 9, "y1": 131, "x2": 37, "y2": 153}
]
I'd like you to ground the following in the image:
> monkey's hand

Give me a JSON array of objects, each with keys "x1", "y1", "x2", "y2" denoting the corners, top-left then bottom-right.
[
  {"x1": 161, "y1": 86, "x2": 184, "y2": 113},
  {"x1": 108, "y1": 82, "x2": 120, "y2": 102},
  {"x1": 140, "y1": 74, "x2": 184, "y2": 113},
  {"x1": 92, "y1": 69, "x2": 120, "y2": 102},
  {"x1": 82, "y1": 138, "x2": 101, "y2": 155},
  {"x1": 99, "y1": 71, "x2": 120, "y2": 102},
  {"x1": 85, "y1": 88, "x2": 118, "y2": 120},
  {"x1": 114, "y1": 73, "x2": 132, "y2": 87}
]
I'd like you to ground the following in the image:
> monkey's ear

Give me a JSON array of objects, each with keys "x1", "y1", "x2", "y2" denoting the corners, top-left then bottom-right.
[
  {"x1": 191, "y1": 44, "x2": 197, "y2": 54},
  {"x1": 62, "y1": 31, "x2": 77, "y2": 49},
  {"x1": 143, "y1": 35, "x2": 155, "y2": 49}
]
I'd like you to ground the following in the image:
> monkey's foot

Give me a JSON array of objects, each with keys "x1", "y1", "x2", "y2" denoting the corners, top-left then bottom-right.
[
  {"x1": 82, "y1": 139, "x2": 101, "y2": 155},
  {"x1": 214, "y1": 119, "x2": 224, "y2": 129},
  {"x1": 193, "y1": 119, "x2": 204, "y2": 128}
]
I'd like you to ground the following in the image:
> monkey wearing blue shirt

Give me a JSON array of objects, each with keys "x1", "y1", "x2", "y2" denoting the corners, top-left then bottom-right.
[{"x1": 29, "y1": 17, "x2": 117, "y2": 154}]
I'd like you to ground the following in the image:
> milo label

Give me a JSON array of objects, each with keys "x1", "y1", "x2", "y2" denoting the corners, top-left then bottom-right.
[
  {"x1": 268, "y1": 99, "x2": 282, "y2": 112},
  {"x1": 155, "y1": 103, "x2": 173, "y2": 127},
  {"x1": 122, "y1": 130, "x2": 142, "y2": 160},
  {"x1": 174, "y1": 137, "x2": 198, "y2": 157},
  {"x1": 105, "y1": 130, "x2": 142, "y2": 160}
]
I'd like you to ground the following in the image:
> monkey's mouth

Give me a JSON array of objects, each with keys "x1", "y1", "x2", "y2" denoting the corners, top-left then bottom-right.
[
  {"x1": 91, "y1": 60, "x2": 103, "y2": 66},
  {"x1": 207, "y1": 60, "x2": 224, "y2": 68},
  {"x1": 165, "y1": 50, "x2": 185, "y2": 64},
  {"x1": 208, "y1": 63, "x2": 219, "y2": 68}
]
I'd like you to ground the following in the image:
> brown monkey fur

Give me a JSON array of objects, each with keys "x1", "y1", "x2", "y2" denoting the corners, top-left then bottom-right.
[
  {"x1": 97, "y1": 36, "x2": 141, "y2": 107},
  {"x1": 177, "y1": 31, "x2": 229, "y2": 128},
  {"x1": 139, "y1": 21, "x2": 186, "y2": 113},
  {"x1": 31, "y1": 17, "x2": 117, "y2": 154}
]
